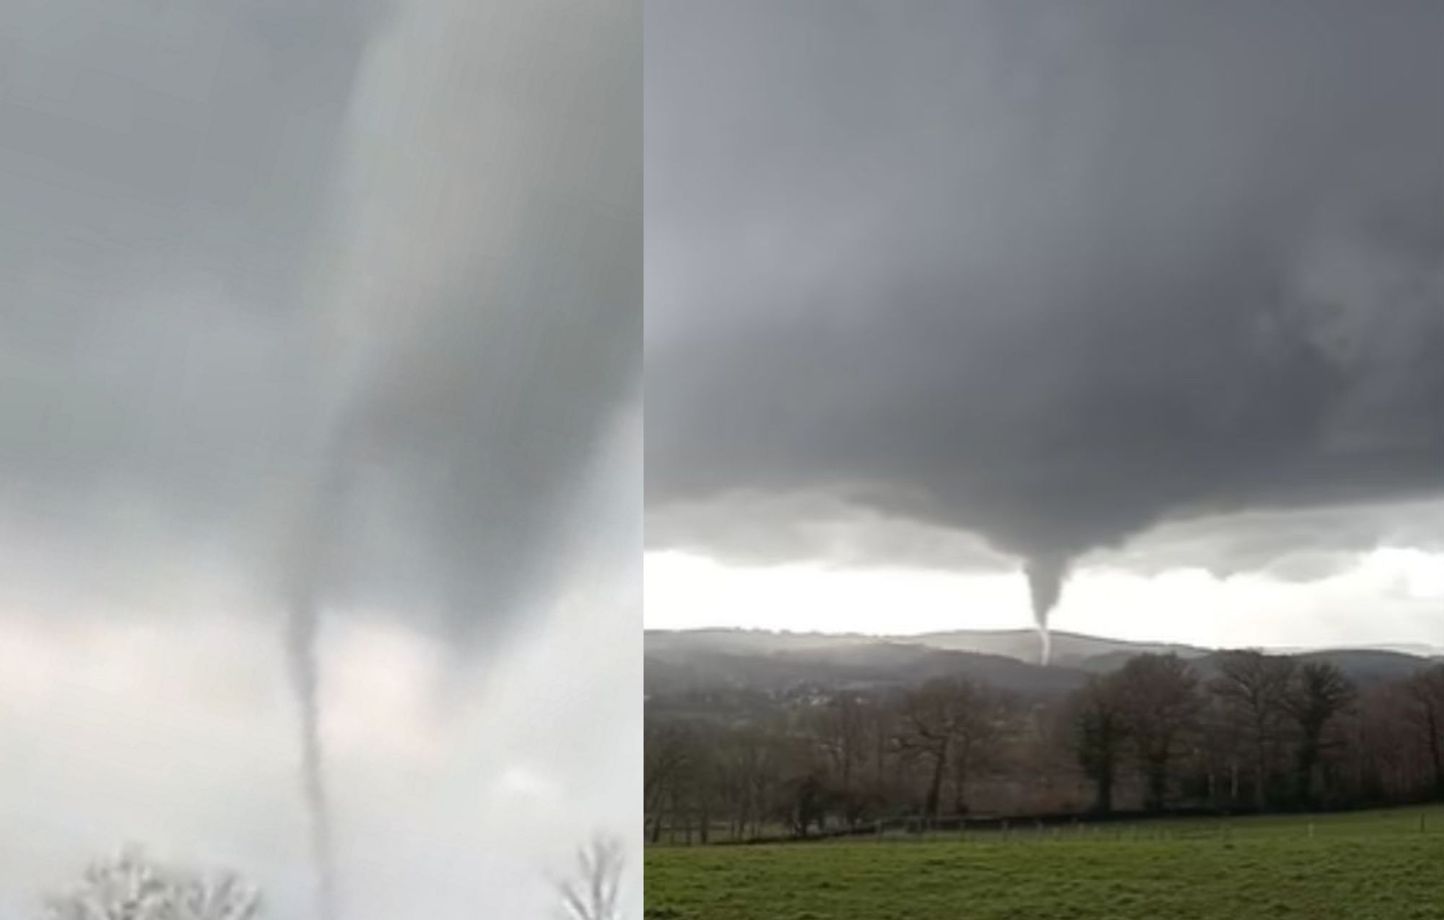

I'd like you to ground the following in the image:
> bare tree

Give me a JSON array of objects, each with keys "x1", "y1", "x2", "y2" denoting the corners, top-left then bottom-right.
[
  {"x1": 947, "y1": 685, "x2": 1011, "y2": 816},
  {"x1": 713, "y1": 725, "x2": 776, "y2": 840},
  {"x1": 810, "y1": 693, "x2": 868, "y2": 824},
  {"x1": 893, "y1": 681, "x2": 955, "y2": 820},
  {"x1": 865, "y1": 696, "x2": 901, "y2": 806},
  {"x1": 645, "y1": 648, "x2": 1444, "y2": 830},
  {"x1": 1072, "y1": 674, "x2": 1130, "y2": 814},
  {"x1": 44, "y1": 845, "x2": 260, "y2": 920},
  {"x1": 644, "y1": 719, "x2": 701, "y2": 844},
  {"x1": 1196, "y1": 693, "x2": 1249, "y2": 807},
  {"x1": 555, "y1": 835, "x2": 625, "y2": 920},
  {"x1": 1211, "y1": 650, "x2": 1296, "y2": 809},
  {"x1": 780, "y1": 767, "x2": 829, "y2": 837},
  {"x1": 1116, "y1": 654, "x2": 1201, "y2": 811},
  {"x1": 893, "y1": 678, "x2": 1000, "y2": 820},
  {"x1": 1404, "y1": 665, "x2": 1444, "y2": 798},
  {"x1": 1284, "y1": 661, "x2": 1357, "y2": 805}
]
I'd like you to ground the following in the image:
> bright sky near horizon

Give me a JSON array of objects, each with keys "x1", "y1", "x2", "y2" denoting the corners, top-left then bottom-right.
[{"x1": 644, "y1": 537, "x2": 1444, "y2": 651}]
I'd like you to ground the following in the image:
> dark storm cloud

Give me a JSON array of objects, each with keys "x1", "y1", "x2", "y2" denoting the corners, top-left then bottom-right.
[
  {"x1": 646, "y1": 0, "x2": 1444, "y2": 577},
  {"x1": 0, "y1": 0, "x2": 640, "y2": 638},
  {"x1": 646, "y1": 490, "x2": 1011, "y2": 571},
  {"x1": 1090, "y1": 497, "x2": 1444, "y2": 583}
]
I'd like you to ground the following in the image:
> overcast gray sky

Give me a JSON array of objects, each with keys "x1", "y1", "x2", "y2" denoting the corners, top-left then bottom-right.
[
  {"x1": 645, "y1": 0, "x2": 1443, "y2": 648},
  {"x1": 0, "y1": 0, "x2": 639, "y2": 916}
]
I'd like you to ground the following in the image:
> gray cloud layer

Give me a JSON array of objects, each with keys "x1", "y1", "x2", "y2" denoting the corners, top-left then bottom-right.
[
  {"x1": 646, "y1": 0, "x2": 1444, "y2": 578},
  {"x1": 1, "y1": 1, "x2": 640, "y2": 915},
  {"x1": 0, "y1": 0, "x2": 640, "y2": 641}
]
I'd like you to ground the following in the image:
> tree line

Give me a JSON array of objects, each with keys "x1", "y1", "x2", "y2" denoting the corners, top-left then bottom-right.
[
  {"x1": 644, "y1": 652, "x2": 1444, "y2": 843},
  {"x1": 39, "y1": 835, "x2": 627, "y2": 919}
]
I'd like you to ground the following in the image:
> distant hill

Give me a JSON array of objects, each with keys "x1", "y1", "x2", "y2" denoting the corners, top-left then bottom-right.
[
  {"x1": 1289, "y1": 649, "x2": 1433, "y2": 685},
  {"x1": 644, "y1": 627, "x2": 882, "y2": 656},
  {"x1": 644, "y1": 627, "x2": 1212, "y2": 668},
  {"x1": 645, "y1": 636, "x2": 1090, "y2": 698},
  {"x1": 904, "y1": 629, "x2": 1210, "y2": 668},
  {"x1": 644, "y1": 628, "x2": 1437, "y2": 699}
]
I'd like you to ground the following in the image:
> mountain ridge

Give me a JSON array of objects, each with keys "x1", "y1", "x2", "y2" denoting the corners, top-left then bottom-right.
[{"x1": 644, "y1": 627, "x2": 1441, "y2": 698}]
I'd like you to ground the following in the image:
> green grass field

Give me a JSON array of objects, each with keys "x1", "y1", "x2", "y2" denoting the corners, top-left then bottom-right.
[{"x1": 645, "y1": 808, "x2": 1444, "y2": 919}]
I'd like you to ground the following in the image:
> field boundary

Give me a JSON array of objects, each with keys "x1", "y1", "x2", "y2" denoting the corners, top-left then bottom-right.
[{"x1": 672, "y1": 800, "x2": 1442, "y2": 847}]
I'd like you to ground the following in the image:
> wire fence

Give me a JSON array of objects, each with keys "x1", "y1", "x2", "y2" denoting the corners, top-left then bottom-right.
[{"x1": 647, "y1": 805, "x2": 1441, "y2": 848}]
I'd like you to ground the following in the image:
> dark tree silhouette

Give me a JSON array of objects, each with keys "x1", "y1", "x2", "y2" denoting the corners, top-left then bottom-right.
[
  {"x1": 1285, "y1": 662, "x2": 1357, "y2": 805},
  {"x1": 1405, "y1": 665, "x2": 1444, "y2": 798},
  {"x1": 894, "y1": 678, "x2": 1002, "y2": 820},
  {"x1": 1072, "y1": 675, "x2": 1130, "y2": 814},
  {"x1": 1211, "y1": 651, "x2": 1296, "y2": 809},
  {"x1": 643, "y1": 645, "x2": 1444, "y2": 840},
  {"x1": 810, "y1": 694, "x2": 868, "y2": 825},
  {"x1": 1116, "y1": 654, "x2": 1201, "y2": 811},
  {"x1": 894, "y1": 680, "x2": 956, "y2": 820}
]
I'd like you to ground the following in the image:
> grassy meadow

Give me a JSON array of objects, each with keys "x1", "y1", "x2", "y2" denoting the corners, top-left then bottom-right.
[{"x1": 645, "y1": 807, "x2": 1444, "y2": 919}]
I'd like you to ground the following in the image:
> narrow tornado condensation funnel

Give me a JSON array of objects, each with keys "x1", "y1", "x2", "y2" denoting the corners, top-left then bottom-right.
[
  {"x1": 282, "y1": 430, "x2": 352, "y2": 920},
  {"x1": 278, "y1": 296, "x2": 382, "y2": 920},
  {"x1": 1024, "y1": 555, "x2": 1068, "y2": 666}
]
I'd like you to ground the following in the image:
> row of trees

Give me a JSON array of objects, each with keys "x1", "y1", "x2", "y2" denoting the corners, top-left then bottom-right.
[
  {"x1": 645, "y1": 653, "x2": 1444, "y2": 843},
  {"x1": 43, "y1": 846, "x2": 260, "y2": 920},
  {"x1": 1074, "y1": 652, "x2": 1355, "y2": 814},
  {"x1": 41, "y1": 836, "x2": 629, "y2": 920}
]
